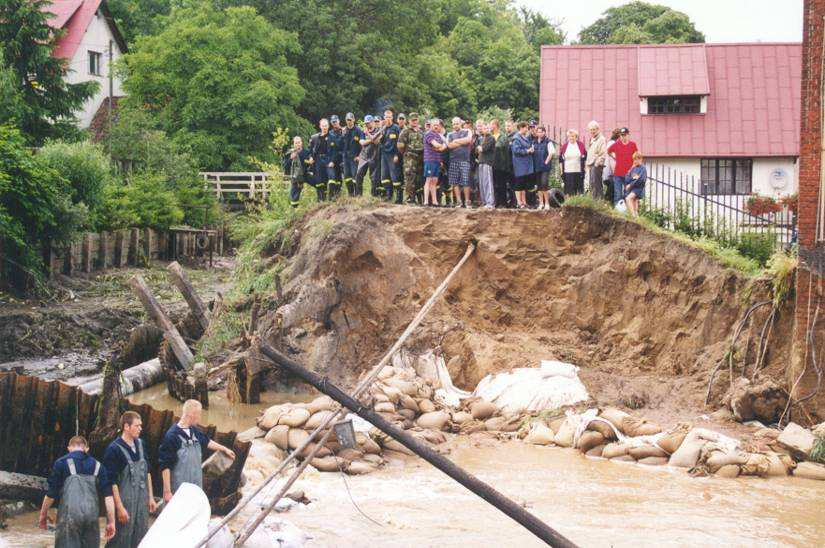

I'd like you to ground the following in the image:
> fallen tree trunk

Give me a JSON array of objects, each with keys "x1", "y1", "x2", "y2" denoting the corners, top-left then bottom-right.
[
  {"x1": 129, "y1": 275, "x2": 194, "y2": 371},
  {"x1": 0, "y1": 471, "x2": 47, "y2": 503},
  {"x1": 77, "y1": 358, "x2": 165, "y2": 396},
  {"x1": 167, "y1": 261, "x2": 210, "y2": 331},
  {"x1": 258, "y1": 343, "x2": 577, "y2": 548}
]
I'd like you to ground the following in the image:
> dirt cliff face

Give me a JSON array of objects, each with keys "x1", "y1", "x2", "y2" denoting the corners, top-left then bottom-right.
[{"x1": 258, "y1": 205, "x2": 796, "y2": 423}]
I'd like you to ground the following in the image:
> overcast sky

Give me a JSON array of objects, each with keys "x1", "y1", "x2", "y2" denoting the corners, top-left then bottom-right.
[{"x1": 518, "y1": 0, "x2": 804, "y2": 44}]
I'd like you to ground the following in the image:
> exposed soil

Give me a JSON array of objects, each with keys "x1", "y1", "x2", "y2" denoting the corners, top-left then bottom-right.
[
  {"x1": 0, "y1": 259, "x2": 234, "y2": 379},
  {"x1": 255, "y1": 204, "x2": 814, "y2": 426}
]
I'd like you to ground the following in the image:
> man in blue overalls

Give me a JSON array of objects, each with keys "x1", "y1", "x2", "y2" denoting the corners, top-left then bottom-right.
[
  {"x1": 380, "y1": 109, "x2": 402, "y2": 203},
  {"x1": 159, "y1": 399, "x2": 235, "y2": 503},
  {"x1": 39, "y1": 435, "x2": 117, "y2": 546},
  {"x1": 341, "y1": 112, "x2": 364, "y2": 196},
  {"x1": 103, "y1": 411, "x2": 156, "y2": 548}
]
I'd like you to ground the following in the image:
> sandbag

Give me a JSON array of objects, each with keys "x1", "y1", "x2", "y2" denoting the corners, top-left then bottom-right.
[
  {"x1": 621, "y1": 416, "x2": 662, "y2": 437},
  {"x1": 705, "y1": 450, "x2": 748, "y2": 473},
  {"x1": 378, "y1": 366, "x2": 395, "y2": 380},
  {"x1": 414, "y1": 429, "x2": 447, "y2": 445},
  {"x1": 397, "y1": 408, "x2": 416, "y2": 420},
  {"x1": 610, "y1": 455, "x2": 635, "y2": 462},
  {"x1": 362, "y1": 454, "x2": 383, "y2": 466},
  {"x1": 553, "y1": 417, "x2": 577, "y2": 448},
  {"x1": 385, "y1": 378, "x2": 418, "y2": 397},
  {"x1": 452, "y1": 411, "x2": 472, "y2": 424},
  {"x1": 586, "y1": 445, "x2": 605, "y2": 457},
  {"x1": 586, "y1": 420, "x2": 618, "y2": 441},
  {"x1": 765, "y1": 453, "x2": 790, "y2": 477},
  {"x1": 628, "y1": 445, "x2": 668, "y2": 460},
  {"x1": 346, "y1": 460, "x2": 378, "y2": 475},
  {"x1": 374, "y1": 402, "x2": 396, "y2": 414},
  {"x1": 355, "y1": 434, "x2": 382, "y2": 455},
  {"x1": 265, "y1": 425, "x2": 290, "y2": 451},
  {"x1": 238, "y1": 426, "x2": 267, "y2": 443},
  {"x1": 399, "y1": 395, "x2": 420, "y2": 413},
  {"x1": 381, "y1": 439, "x2": 415, "y2": 456},
  {"x1": 578, "y1": 431, "x2": 605, "y2": 453},
  {"x1": 471, "y1": 401, "x2": 497, "y2": 421},
  {"x1": 602, "y1": 443, "x2": 629, "y2": 459},
  {"x1": 306, "y1": 395, "x2": 336, "y2": 414},
  {"x1": 278, "y1": 408, "x2": 311, "y2": 428},
  {"x1": 715, "y1": 464, "x2": 741, "y2": 478},
  {"x1": 382, "y1": 386, "x2": 402, "y2": 403},
  {"x1": 418, "y1": 399, "x2": 436, "y2": 414},
  {"x1": 336, "y1": 448, "x2": 364, "y2": 463},
  {"x1": 287, "y1": 428, "x2": 310, "y2": 449},
  {"x1": 740, "y1": 453, "x2": 771, "y2": 477},
  {"x1": 372, "y1": 391, "x2": 390, "y2": 404},
  {"x1": 460, "y1": 420, "x2": 487, "y2": 434},
  {"x1": 304, "y1": 410, "x2": 335, "y2": 431},
  {"x1": 637, "y1": 456, "x2": 668, "y2": 466},
  {"x1": 599, "y1": 408, "x2": 631, "y2": 430},
  {"x1": 656, "y1": 423, "x2": 691, "y2": 454},
  {"x1": 548, "y1": 417, "x2": 566, "y2": 434},
  {"x1": 299, "y1": 443, "x2": 331, "y2": 459},
  {"x1": 794, "y1": 462, "x2": 825, "y2": 481},
  {"x1": 310, "y1": 456, "x2": 347, "y2": 473},
  {"x1": 258, "y1": 405, "x2": 287, "y2": 430},
  {"x1": 416, "y1": 411, "x2": 450, "y2": 431},
  {"x1": 669, "y1": 438, "x2": 705, "y2": 468},
  {"x1": 524, "y1": 423, "x2": 555, "y2": 446}
]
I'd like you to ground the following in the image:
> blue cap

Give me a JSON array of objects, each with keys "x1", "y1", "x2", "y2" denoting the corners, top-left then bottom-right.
[
  {"x1": 330, "y1": 115, "x2": 340, "y2": 123},
  {"x1": 345, "y1": 112, "x2": 355, "y2": 121},
  {"x1": 364, "y1": 115, "x2": 374, "y2": 123}
]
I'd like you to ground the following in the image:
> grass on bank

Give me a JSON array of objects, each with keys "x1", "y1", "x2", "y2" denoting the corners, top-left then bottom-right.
[{"x1": 562, "y1": 194, "x2": 792, "y2": 276}]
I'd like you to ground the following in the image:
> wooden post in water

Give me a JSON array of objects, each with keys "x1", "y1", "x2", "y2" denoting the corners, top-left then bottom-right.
[
  {"x1": 166, "y1": 261, "x2": 210, "y2": 331},
  {"x1": 128, "y1": 275, "x2": 194, "y2": 370}
]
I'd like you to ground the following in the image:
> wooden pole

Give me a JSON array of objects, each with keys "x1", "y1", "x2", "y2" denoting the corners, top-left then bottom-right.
[
  {"x1": 166, "y1": 261, "x2": 210, "y2": 330},
  {"x1": 128, "y1": 275, "x2": 194, "y2": 370},
  {"x1": 198, "y1": 243, "x2": 477, "y2": 548},
  {"x1": 257, "y1": 344, "x2": 577, "y2": 548}
]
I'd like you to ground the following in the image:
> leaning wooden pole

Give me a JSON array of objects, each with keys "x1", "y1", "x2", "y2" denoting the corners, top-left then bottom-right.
[
  {"x1": 129, "y1": 275, "x2": 194, "y2": 370},
  {"x1": 197, "y1": 243, "x2": 477, "y2": 548},
  {"x1": 258, "y1": 344, "x2": 578, "y2": 548},
  {"x1": 166, "y1": 261, "x2": 210, "y2": 331}
]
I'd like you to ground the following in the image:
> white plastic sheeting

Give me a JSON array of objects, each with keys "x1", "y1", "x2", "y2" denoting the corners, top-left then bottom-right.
[
  {"x1": 139, "y1": 483, "x2": 211, "y2": 548},
  {"x1": 472, "y1": 360, "x2": 589, "y2": 414}
]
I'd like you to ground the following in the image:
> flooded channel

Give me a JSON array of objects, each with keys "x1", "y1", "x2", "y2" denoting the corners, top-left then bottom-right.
[{"x1": 4, "y1": 385, "x2": 825, "y2": 547}]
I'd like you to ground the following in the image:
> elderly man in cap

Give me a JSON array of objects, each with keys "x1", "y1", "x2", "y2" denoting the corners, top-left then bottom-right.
[
  {"x1": 397, "y1": 112, "x2": 425, "y2": 206},
  {"x1": 356, "y1": 115, "x2": 382, "y2": 197},
  {"x1": 341, "y1": 112, "x2": 365, "y2": 196}
]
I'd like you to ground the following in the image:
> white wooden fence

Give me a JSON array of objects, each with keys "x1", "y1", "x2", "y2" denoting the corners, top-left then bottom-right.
[{"x1": 201, "y1": 172, "x2": 273, "y2": 201}]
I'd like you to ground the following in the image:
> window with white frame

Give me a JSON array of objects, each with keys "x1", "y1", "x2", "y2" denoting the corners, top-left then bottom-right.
[
  {"x1": 88, "y1": 51, "x2": 102, "y2": 76},
  {"x1": 700, "y1": 158, "x2": 753, "y2": 195}
]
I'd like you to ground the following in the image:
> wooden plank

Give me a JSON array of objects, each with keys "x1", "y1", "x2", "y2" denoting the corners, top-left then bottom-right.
[
  {"x1": 129, "y1": 229, "x2": 140, "y2": 266},
  {"x1": 128, "y1": 275, "x2": 195, "y2": 370},
  {"x1": 98, "y1": 231, "x2": 110, "y2": 269},
  {"x1": 81, "y1": 233, "x2": 93, "y2": 273},
  {"x1": 167, "y1": 261, "x2": 210, "y2": 330},
  {"x1": 143, "y1": 228, "x2": 152, "y2": 262}
]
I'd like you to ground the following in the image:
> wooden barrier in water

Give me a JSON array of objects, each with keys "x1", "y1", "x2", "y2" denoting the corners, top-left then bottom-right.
[{"x1": 0, "y1": 372, "x2": 249, "y2": 514}]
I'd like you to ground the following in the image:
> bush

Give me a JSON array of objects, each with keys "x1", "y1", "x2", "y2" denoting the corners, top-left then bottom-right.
[
  {"x1": 37, "y1": 140, "x2": 114, "y2": 216},
  {"x1": 96, "y1": 173, "x2": 184, "y2": 231},
  {"x1": 639, "y1": 203, "x2": 670, "y2": 228},
  {"x1": 735, "y1": 232, "x2": 776, "y2": 267}
]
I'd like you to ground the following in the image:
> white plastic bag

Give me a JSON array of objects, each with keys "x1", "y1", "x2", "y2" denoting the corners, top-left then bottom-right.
[
  {"x1": 472, "y1": 361, "x2": 589, "y2": 414},
  {"x1": 615, "y1": 199, "x2": 627, "y2": 213}
]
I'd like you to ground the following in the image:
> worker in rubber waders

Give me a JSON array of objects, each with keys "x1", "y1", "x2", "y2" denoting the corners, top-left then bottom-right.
[
  {"x1": 102, "y1": 411, "x2": 156, "y2": 548},
  {"x1": 40, "y1": 435, "x2": 116, "y2": 547},
  {"x1": 158, "y1": 399, "x2": 235, "y2": 503}
]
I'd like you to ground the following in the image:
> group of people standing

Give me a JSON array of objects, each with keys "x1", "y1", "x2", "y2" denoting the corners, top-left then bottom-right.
[
  {"x1": 39, "y1": 400, "x2": 235, "y2": 547},
  {"x1": 284, "y1": 110, "x2": 647, "y2": 215}
]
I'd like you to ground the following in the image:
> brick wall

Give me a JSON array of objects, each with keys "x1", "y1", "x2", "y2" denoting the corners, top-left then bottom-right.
[{"x1": 792, "y1": 0, "x2": 825, "y2": 417}]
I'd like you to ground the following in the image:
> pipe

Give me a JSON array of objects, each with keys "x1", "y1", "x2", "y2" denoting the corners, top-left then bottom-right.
[{"x1": 77, "y1": 358, "x2": 165, "y2": 396}]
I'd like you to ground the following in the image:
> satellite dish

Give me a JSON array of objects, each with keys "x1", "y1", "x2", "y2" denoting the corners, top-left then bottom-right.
[{"x1": 769, "y1": 168, "x2": 788, "y2": 190}]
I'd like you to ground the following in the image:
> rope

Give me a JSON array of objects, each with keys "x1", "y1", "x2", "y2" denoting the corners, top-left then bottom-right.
[{"x1": 195, "y1": 241, "x2": 476, "y2": 547}]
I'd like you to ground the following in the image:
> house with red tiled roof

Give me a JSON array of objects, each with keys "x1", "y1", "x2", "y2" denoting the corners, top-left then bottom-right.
[
  {"x1": 42, "y1": 0, "x2": 127, "y2": 128},
  {"x1": 540, "y1": 43, "x2": 802, "y2": 199}
]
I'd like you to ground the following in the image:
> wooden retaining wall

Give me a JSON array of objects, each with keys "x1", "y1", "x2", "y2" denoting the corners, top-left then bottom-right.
[{"x1": 0, "y1": 372, "x2": 249, "y2": 514}]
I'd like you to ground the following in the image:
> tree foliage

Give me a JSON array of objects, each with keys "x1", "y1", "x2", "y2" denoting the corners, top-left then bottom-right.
[
  {"x1": 121, "y1": 4, "x2": 306, "y2": 170},
  {"x1": 0, "y1": 0, "x2": 97, "y2": 144},
  {"x1": 578, "y1": 1, "x2": 704, "y2": 45}
]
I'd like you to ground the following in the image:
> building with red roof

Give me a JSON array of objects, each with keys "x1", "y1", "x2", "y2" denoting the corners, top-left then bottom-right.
[
  {"x1": 540, "y1": 43, "x2": 802, "y2": 199},
  {"x1": 42, "y1": 0, "x2": 127, "y2": 128}
]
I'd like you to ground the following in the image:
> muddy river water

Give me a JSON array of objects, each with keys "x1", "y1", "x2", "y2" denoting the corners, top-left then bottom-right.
[{"x1": 3, "y1": 386, "x2": 825, "y2": 547}]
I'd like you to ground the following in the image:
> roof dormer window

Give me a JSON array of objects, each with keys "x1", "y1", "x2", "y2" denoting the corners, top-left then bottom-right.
[{"x1": 648, "y1": 95, "x2": 701, "y2": 114}]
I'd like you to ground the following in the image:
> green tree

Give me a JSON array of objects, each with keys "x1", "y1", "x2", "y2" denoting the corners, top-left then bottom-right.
[
  {"x1": 518, "y1": 7, "x2": 565, "y2": 51},
  {"x1": 37, "y1": 141, "x2": 114, "y2": 214},
  {"x1": 578, "y1": 1, "x2": 704, "y2": 45},
  {"x1": 0, "y1": 0, "x2": 97, "y2": 144},
  {"x1": 121, "y1": 4, "x2": 306, "y2": 170},
  {"x1": 106, "y1": 0, "x2": 172, "y2": 43},
  {"x1": 0, "y1": 65, "x2": 26, "y2": 127},
  {"x1": 0, "y1": 126, "x2": 87, "y2": 287}
]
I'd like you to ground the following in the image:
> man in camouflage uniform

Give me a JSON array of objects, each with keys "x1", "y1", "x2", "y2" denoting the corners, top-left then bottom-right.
[{"x1": 397, "y1": 112, "x2": 424, "y2": 206}]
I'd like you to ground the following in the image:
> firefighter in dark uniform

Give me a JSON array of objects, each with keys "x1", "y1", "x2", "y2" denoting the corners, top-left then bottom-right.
[
  {"x1": 341, "y1": 112, "x2": 364, "y2": 196},
  {"x1": 327, "y1": 114, "x2": 344, "y2": 199},
  {"x1": 380, "y1": 109, "x2": 402, "y2": 203},
  {"x1": 309, "y1": 118, "x2": 335, "y2": 202}
]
